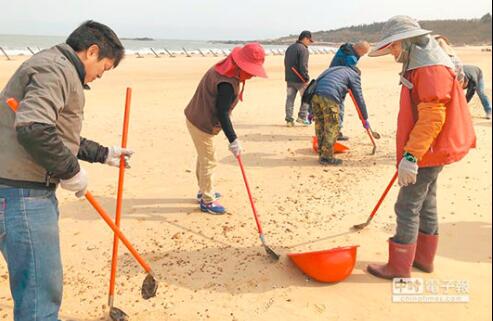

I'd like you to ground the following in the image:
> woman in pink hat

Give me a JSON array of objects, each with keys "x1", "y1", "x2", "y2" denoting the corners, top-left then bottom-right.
[{"x1": 185, "y1": 43, "x2": 267, "y2": 214}]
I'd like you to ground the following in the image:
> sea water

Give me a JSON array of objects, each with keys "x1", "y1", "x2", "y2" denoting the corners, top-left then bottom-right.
[{"x1": 0, "y1": 34, "x2": 335, "y2": 57}]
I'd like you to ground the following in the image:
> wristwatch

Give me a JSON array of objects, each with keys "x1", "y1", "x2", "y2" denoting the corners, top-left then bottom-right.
[{"x1": 403, "y1": 151, "x2": 418, "y2": 163}]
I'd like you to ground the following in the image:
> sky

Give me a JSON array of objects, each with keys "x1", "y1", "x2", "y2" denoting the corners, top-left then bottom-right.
[{"x1": 0, "y1": 0, "x2": 491, "y2": 40}]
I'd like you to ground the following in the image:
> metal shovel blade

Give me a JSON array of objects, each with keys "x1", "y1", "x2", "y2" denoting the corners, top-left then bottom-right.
[
  {"x1": 371, "y1": 131, "x2": 381, "y2": 140},
  {"x1": 352, "y1": 217, "x2": 372, "y2": 231},
  {"x1": 141, "y1": 273, "x2": 158, "y2": 300},
  {"x1": 110, "y1": 307, "x2": 129, "y2": 321},
  {"x1": 371, "y1": 145, "x2": 377, "y2": 155},
  {"x1": 352, "y1": 221, "x2": 370, "y2": 231},
  {"x1": 264, "y1": 245, "x2": 281, "y2": 261}
]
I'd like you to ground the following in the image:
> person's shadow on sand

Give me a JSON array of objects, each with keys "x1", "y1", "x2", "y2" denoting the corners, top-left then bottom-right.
[
  {"x1": 115, "y1": 243, "x2": 388, "y2": 296},
  {"x1": 58, "y1": 195, "x2": 492, "y2": 292},
  {"x1": 0, "y1": 302, "x2": 101, "y2": 321},
  {"x1": 438, "y1": 221, "x2": 492, "y2": 263},
  {"x1": 59, "y1": 196, "x2": 200, "y2": 221},
  {"x1": 107, "y1": 220, "x2": 392, "y2": 295},
  {"x1": 219, "y1": 151, "x2": 395, "y2": 168},
  {"x1": 241, "y1": 133, "x2": 313, "y2": 143},
  {"x1": 219, "y1": 152, "x2": 316, "y2": 168}
]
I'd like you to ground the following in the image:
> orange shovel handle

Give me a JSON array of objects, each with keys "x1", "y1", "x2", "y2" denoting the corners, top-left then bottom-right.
[
  {"x1": 348, "y1": 91, "x2": 363, "y2": 122},
  {"x1": 291, "y1": 67, "x2": 307, "y2": 83},
  {"x1": 365, "y1": 128, "x2": 376, "y2": 146},
  {"x1": 368, "y1": 172, "x2": 398, "y2": 220},
  {"x1": 6, "y1": 98, "x2": 19, "y2": 112},
  {"x1": 348, "y1": 90, "x2": 376, "y2": 148},
  {"x1": 109, "y1": 88, "x2": 132, "y2": 298},
  {"x1": 237, "y1": 155, "x2": 264, "y2": 235},
  {"x1": 85, "y1": 191, "x2": 152, "y2": 273}
]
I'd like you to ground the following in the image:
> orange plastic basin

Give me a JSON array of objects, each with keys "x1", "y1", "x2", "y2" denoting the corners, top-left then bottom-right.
[
  {"x1": 312, "y1": 136, "x2": 349, "y2": 154},
  {"x1": 288, "y1": 245, "x2": 359, "y2": 283}
]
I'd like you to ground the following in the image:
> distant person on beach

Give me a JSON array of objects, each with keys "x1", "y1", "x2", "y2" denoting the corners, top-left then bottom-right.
[
  {"x1": 434, "y1": 35, "x2": 491, "y2": 119},
  {"x1": 0, "y1": 21, "x2": 129, "y2": 321},
  {"x1": 311, "y1": 65, "x2": 370, "y2": 166},
  {"x1": 284, "y1": 30, "x2": 313, "y2": 127},
  {"x1": 184, "y1": 43, "x2": 267, "y2": 214},
  {"x1": 435, "y1": 35, "x2": 491, "y2": 120},
  {"x1": 329, "y1": 41, "x2": 371, "y2": 141},
  {"x1": 366, "y1": 16, "x2": 476, "y2": 280},
  {"x1": 434, "y1": 36, "x2": 492, "y2": 119},
  {"x1": 330, "y1": 41, "x2": 371, "y2": 69},
  {"x1": 462, "y1": 64, "x2": 492, "y2": 119},
  {"x1": 435, "y1": 35, "x2": 465, "y2": 83}
]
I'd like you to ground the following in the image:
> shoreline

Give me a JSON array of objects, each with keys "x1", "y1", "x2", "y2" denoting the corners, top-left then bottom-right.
[{"x1": 1, "y1": 45, "x2": 491, "y2": 61}]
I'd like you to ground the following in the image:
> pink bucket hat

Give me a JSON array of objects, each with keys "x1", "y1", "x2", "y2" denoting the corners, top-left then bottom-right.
[{"x1": 231, "y1": 43, "x2": 268, "y2": 78}]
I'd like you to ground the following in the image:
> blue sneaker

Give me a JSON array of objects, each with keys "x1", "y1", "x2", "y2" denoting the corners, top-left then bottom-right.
[
  {"x1": 200, "y1": 199, "x2": 226, "y2": 215},
  {"x1": 296, "y1": 117, "x2": 311, "y2": 126},
  {"x1": 196, "y1": 192, "x2": 222, "y2": 203}
]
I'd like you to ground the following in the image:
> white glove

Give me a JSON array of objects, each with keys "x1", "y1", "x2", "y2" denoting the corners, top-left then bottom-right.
[
  {"x1": 228, "y1": 139, "x2": 242, "y2": 157},
  {"x1": 105, "y1": 146, "x2": 134, "y2": 168},
  {"x1": 60, "y1": 168, "x2": 88, "y2": 198},
  {"x1": 398, "y1": 158, "x2": 419, "y2": 187}
]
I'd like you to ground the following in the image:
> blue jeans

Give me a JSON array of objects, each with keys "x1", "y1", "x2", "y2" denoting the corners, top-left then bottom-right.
[
  {"x1": 0, "y1": 187, "x2": 62, "y2": 321},
  {"x1": 477, "y1": 78, "x2": 492, "y2": 114}
]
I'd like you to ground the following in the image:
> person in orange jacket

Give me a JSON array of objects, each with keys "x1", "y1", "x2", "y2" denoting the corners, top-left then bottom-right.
[{"x1": 366, "y1": 16, "x2": 476, "y2": 280}]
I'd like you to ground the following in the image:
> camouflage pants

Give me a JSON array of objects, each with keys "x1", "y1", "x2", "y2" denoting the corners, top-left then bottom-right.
[{"x1": 312, "y1": 95, "x2": 339, "y2": 159}]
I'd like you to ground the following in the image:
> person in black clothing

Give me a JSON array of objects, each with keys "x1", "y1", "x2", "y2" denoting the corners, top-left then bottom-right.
[
  {"x1": 462, "y1": 64, "x2": 492, "y2": 119},
  {"x1": 284, "y1": 30, "x2": 313, "y2": 127}
]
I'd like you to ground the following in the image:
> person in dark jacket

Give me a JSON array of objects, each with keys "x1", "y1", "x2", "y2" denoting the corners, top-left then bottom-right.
[
  {"x1": 283, "y1": 30, "x2": 313, "y2": 126},
  {"x1": 463, "y1": 64, "x2": 492, "y2": 119},
  {"x1": 330, "y1": 41, "x2": 370, "y2": 68},
  {"x1": 0, "y1": 21, "x2": 130, "y2": 321},
  {"x1": 185, "y1": 43, "x2": 267, "y2": 215},
  {"x1": 329, "y1": 41, "x2": 370, "y2": 140},
  {"x1": 312, "y1": 66, "x2": 371, "y2": 165}
]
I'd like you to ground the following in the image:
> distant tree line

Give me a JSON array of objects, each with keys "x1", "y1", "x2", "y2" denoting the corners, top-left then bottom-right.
[{"x1": 264, "y1": 14, "x2": 492, "y2": 46}]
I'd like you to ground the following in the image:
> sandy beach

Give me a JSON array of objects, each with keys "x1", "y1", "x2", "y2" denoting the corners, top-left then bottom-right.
[{"x1": 0, "y1": 47, "x2": 491, "y2": 321}]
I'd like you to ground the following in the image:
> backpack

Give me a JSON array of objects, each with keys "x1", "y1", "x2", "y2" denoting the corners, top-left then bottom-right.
[
  {"x1": 301, "y1": 79, "x2": 317, "y2": 105},
  {"x1": 301, "y1": 66, "x2": 333, "y2": 105}
]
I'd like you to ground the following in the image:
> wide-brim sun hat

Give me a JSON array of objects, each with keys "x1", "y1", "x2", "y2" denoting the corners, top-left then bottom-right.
[
  {"x1": 231, "y1": 43, "x2": 268, "y2": 78},
  {"x1": 369, "y1": 15, "x2": 432, "y2": 57}
]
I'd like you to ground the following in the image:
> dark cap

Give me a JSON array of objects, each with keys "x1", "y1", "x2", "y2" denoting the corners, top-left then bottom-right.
[{"x1": 298, "y1": 30, "x2": 314, "y2": 42}]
